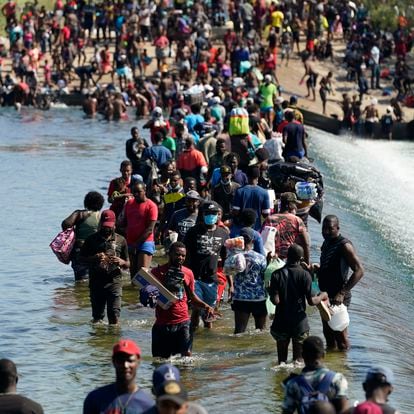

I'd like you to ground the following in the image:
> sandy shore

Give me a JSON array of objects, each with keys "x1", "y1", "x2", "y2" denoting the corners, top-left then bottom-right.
[{"x1": 276, "y1": 39, "x2": 414, "y2": 121}]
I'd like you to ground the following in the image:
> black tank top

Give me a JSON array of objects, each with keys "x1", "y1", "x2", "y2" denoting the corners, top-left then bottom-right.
[{"x1": 318, "y1": 235, "x2": 352, "y2": 305}]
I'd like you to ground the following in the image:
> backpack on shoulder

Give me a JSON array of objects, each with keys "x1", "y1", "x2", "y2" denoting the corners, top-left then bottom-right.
[{"x1": 295, "y1": 371, "x2": 336, "y2": 414}]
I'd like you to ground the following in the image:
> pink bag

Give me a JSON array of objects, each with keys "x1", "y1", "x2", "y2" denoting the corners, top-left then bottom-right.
[{"x1": 50, "y1": 227, "x2": 76, "y2": 264}]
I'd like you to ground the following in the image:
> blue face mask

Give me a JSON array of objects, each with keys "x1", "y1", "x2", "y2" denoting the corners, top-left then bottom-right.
[{"x1": 204, "y1": 214, "x2": 218, "y2": 225}]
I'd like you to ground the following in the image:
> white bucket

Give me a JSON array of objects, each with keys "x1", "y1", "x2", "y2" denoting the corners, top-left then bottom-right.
[{"x1": 327, "y1": 304, "x2": 350, "y2": 332}]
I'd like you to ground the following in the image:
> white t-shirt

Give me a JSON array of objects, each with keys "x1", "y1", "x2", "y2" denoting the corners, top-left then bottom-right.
[{"x1": 370, "y1": 46, "x2": 380, "y2": 65}]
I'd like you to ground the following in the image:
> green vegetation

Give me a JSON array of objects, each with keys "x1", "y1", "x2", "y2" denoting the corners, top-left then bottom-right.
[{"x1": 365, "y1": 0, "x2": 413, "y2": 30}]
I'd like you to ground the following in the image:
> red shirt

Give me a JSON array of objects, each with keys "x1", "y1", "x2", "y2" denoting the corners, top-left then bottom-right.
[
  {"x1": 124, "y1": 198, "x2": 158, "y2": 245},
  {"x1": 152, "y1": 264, "x2": 195, "y2": 325},
  {"x1": 61, "y1": 26, "x2": 71, "y2": 41},
  {"x1": 277, "y1": 120, "x2": 289, "y2": 133},
  {"x1": 176, "y1": 148, "x2": 207, "y2": 172}
]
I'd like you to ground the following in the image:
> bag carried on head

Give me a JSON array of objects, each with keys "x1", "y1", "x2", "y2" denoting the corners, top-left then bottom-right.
[
  {"x1": 50, "y1": 227, "x2": 76, "y2": 264},
  {"x1": 229, "y1": 107, "x2": 250, "y2": 136},
  {"x1": 295, "y1": 371, "x2": 336, "y2": 414}
]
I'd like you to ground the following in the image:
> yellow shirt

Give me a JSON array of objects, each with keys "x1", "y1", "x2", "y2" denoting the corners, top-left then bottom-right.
[{"x1": 271, "y1": 10, "x2": 284, "y2": 28}]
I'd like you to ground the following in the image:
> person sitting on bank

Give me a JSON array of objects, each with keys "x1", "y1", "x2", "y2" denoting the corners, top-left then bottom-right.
[{"x1": 0, "y1": 359, "x2": 44, "y2": 414}]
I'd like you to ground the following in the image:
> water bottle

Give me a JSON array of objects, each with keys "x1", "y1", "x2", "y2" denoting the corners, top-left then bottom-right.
[{"x1": 295, "y1": 182, "x2": 317, "y2": 200}]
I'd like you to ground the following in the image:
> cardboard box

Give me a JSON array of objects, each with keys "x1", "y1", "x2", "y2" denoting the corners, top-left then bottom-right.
[{"x1": 132, "y1": 268, "x2": 178, "y2": 310}]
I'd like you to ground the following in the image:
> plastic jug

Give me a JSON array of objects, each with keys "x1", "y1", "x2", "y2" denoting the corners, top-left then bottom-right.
[{"x1": 295, "y1": 181, "x2": 318, "y2": 200}]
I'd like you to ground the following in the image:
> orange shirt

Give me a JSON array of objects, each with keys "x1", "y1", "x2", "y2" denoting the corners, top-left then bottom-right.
[{"x1": 176, "y1": 148, "x2": 207, "y2": 172}]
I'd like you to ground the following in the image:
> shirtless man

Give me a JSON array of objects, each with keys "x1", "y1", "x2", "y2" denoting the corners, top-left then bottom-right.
[
  {"x1": 300, "y1": 55, "x2": 318, "y2": 101},
  {"x1": 113, "y1": 93, "x2": 127, "y2": 120},
  {"x1": 82, "y1": 94, "x2": 97, "y2": 117},
  {"x1": 363, "y1": 98, "x2": 379, "y2": 138}
]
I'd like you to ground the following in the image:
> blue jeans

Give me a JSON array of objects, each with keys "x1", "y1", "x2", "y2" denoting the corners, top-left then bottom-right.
[{"x1": 371, "y1": 64, "x2": 380, "y2": 89}]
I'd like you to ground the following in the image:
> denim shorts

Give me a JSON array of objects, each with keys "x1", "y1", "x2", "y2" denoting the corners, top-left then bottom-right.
[
  {"x1": 195, "y1": 280, "x2": 218, "y2": 308},
  {"x1": 129, "y1": 241, "x2": 156, "y2": 256},
  {"x1": 260, "y1": 106, "x2": 274, "y2": 114}
]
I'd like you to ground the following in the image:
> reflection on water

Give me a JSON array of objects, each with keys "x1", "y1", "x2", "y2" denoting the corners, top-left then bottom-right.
[{"x1": 0, "y1": 110, "x2": 413, "y2": 413}]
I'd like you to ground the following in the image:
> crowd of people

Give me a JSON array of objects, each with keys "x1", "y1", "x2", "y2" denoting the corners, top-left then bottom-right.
[
  {"x1": 0, "y1": 339, "x2": 400, "y2": 413},
  {"x1": 0, "y1": 0, "x2": 412, "y2": 136},
  {"x1": 2, "y1": 0, "x2": 408, "y2": 413}
]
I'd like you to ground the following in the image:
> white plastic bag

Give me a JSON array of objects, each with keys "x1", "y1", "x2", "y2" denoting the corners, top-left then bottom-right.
[
  {"x1": 261, "y1": 226, "x2": 277, "y2": 256},
  {"x1": 327, "y1": 304, "x2": 350, "y2": 331},
  {"x1": 223, "y1": 253, "x2": 246, "y2": 276}
]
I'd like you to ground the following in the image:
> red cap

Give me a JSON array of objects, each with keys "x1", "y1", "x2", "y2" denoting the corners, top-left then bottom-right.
[
  {"x1": 112, "y1": 339, "x2": 141, "y2": 357},
  {"x1": 101, "y1": 209, "x2": 116, "y2": 228}
]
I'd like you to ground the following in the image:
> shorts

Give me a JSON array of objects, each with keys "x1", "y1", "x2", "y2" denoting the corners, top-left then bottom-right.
[
  {"x1": 281, "y1": 44, "x2": 291, "y2": 56},
  {"x1": 195, "y1": 280, "x2": 218, "y2": 308},
  {"x1": 116, "y1": 67, "x2": 128, "y2": 77},
  {"x1": 129, "y1": 241, "x2": 155, "y2": 256},
  {"x1": 260, "y1": 106, "x2": 274, "y2": 114},
  {"x1": 270, "y1": 329, "x2": 309, "y2": 343},
  {"x1": 152, "y1": 320, "x2": 191, "y2": 358},
  {"x1": 231, "y1": 300, "x2": 267, "y2": 317}
]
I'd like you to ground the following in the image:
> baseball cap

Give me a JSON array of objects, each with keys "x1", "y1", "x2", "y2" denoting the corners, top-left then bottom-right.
[
  {"x1": 157, "y1": 380, "x2": 188, "y2": 406},
  {"x1": 220, "y1": 165, "x2": 232, "y2": 175},
  {"x1": 186, "y1": 190, "x2": 201, "y2": 200},
  {"x1": 202, "y1": 201, "x2": 220, "y2": 214},
  {"x1": 365, "y1": 366, "x2": 394, "y2": 385},
  {"x1": 112, "y1": 339, "x2": 141, "y2": 357},
  {"x1": 280, "y1": 192, "x2": 299, "y2": 204},
  {"x1": 101, "y1": 209, "x2": 116, "y2": 228},
  {"x1": 153, "y1": 364, "x2": 181, "y2": 394},
  {"x1": 240, "y1": 227, "x2": 255, "y2": 243},
  {"x1": 264, "y1": 74, "x2": 272, "y2": 82},
  {"x1": 290, "y1": 95, "x2": 298, "y2": 104}
]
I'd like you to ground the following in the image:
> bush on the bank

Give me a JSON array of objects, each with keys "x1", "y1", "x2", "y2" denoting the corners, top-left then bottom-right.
[{"x1": 366, "y1": 0, "x2": 414, "y2": 31}]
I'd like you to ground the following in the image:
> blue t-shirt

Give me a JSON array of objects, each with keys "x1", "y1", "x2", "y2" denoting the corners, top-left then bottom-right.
[
  {"x1": 185, "y1": 113, "x2": 204, "y2": 143},
  {"x1": 233, "y1": 250, "x2": 267, "y2": 301},
  {"x1": 230, "y1": 225, "x2": 265, "y2": 256},
  {"x1": 233, "y1": 185, "x2": 271, "y2": 230},
  {"x1": 83, "y1": 383, "x2": 154, "y2": 414},
  {"x1": 143, "y1": 145, "x2": 172, "y2": 169}
]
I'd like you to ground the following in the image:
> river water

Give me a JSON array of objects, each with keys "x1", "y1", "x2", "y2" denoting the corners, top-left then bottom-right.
[{"x1": 0, "y1": 108, "x2": 413, "y2": 413}]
